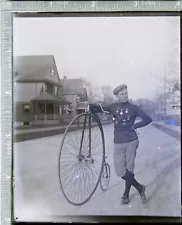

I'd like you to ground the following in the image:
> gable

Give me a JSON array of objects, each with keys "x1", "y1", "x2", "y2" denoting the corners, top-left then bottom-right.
[
  {"x1": 44, "y1": 63, "x2": 61, "y2": 86},
  {"x1": 14, "y1": 55, "x2": 61, "y2": 86}
]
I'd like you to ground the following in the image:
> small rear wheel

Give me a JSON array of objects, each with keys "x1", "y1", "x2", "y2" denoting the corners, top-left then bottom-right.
[{"x1": 100, "y1": 163, "x2": 110, "y2": 191}]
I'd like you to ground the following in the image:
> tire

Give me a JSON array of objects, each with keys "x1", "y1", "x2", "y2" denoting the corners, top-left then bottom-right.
[
  {"x1": 100, "y1": 163, "x2": 110, "y2": 191},
  {"x1": 58, "y1": 112, "x2": 105, "y2": 205}
]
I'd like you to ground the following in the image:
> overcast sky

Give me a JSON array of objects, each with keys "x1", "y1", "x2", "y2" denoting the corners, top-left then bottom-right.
[{"x1": 13, "y1": 16, "x2": 180, "y2": 101}]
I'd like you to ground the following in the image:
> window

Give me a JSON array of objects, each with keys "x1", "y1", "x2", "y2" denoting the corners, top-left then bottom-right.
[
  {"x1": 47, "y1": 84, "x2": 53, "y2": 94},
  {"x1": 46, "y1": 104, "x2": 54, "y2": 114},
  {"x1": 172, "y1": 105, "x2": 179, "y2": 109},
  {"x1": 54, "y1": 86, "x2": 58, "y2": 95},
  {"x1": 59, "y1": 106, "x2": 62, "y2": 114},
  {"x1": 24, "y1": 122, "x2": 30, "y2": 126},
  {"x1": 23, "y1": 104, "x2": 30, "y2": 113},
  {"x1": 76, "y1": 96, "x2": 80, "y2": 103},
  {"x1": 38, "y1": 103, "x2": 45, "y2": 114},
  {"x1": 50, "y1": 65, "x2": 54, "y2": 76},
  {"x1": 43, "y1": 84, "x2": 47, "y2": 92},
  {"x1": 77, "y1": 109, "x2": 85, "y2": 114}
]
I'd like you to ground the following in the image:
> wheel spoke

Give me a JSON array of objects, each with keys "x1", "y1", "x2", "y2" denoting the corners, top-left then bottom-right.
[
  {"x1": 64, "y1": 138, "x2": 78, "y2": 155},
  {"x1": 60, "y1": 163, "x2": 80, "y2": 183},
  {"x1": 90, "y1": 127, "x2": 102, "y2": 150},
  {"x1": 66, "y1": 164, "x2": 82, "y2": 200},
  {"x1": 62, "y1": 163, "x2": 82, "y2": 192}
]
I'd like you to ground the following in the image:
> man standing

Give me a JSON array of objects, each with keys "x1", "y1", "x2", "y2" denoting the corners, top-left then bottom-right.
[{"x1": 90, "y1": 84, "x2": 152, "y2": 204}]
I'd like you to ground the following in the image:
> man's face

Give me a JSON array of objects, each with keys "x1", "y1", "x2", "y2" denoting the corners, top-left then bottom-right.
[{"x1": 116, "y1": 88, "x2": 128, "y2": 103}]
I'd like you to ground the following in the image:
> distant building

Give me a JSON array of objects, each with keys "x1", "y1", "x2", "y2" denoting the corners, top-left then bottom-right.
[
  {"x1": 156, "y1": 90, "x2": 180, "y2": 125},
  {"x1": 60, "y1": 77, "x2": 88, "y2": 117},
  {"x1": 14, "y1": 55, "x2": 71, "y2": 127},
  {"x1": 166, "y1": 91, "x2": 180, "y2": 116}
]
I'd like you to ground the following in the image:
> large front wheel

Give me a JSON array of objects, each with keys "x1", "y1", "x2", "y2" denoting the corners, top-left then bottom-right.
[{"x1": 58, "y1": 112, "x2": 105, "y2": 205}]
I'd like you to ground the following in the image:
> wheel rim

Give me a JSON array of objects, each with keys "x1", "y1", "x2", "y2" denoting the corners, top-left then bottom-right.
[{"x1": 59, "y1": 113, "x2": 104, "y2": 205}]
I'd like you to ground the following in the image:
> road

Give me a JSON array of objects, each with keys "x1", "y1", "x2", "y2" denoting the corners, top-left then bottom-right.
[{"x1": 13, "y1": 123, "x2": 181, "y2": 222}]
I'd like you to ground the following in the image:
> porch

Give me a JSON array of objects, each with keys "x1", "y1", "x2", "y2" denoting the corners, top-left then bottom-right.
[{"x1": 31, "y1": 92, "x2": 71, "y2": 126}]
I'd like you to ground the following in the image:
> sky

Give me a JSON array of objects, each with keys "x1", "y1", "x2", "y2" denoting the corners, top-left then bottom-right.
[{"x1": 13, "y1": 16, "x2": 180, "y2": 101}]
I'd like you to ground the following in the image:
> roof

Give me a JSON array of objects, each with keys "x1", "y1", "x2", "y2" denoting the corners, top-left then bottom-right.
[
  {"x1": 60, "y1": 78, "x2": 83, "y2": 95},
  {"x1": 14, "y1": 55, "x2": 61, "y2": 85},
  {"x1": 31, "y1": 92, "x2": 71, "y2": 104}
]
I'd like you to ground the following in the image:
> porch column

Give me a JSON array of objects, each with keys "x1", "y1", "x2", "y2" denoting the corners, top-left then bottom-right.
[
  {"x1": 35, "y1": 102, "x2": 37, "y2": 121},
  {"x1": 62, "y1": 105, "x2": 64, "y2": 116},
  {"x1": 44, "y1": 103, "x2": 47, "y2": 121},
  {"x1": 54, "y1": 103, "x2": 56, "y2": 120},
  {"x1": 61, "y1": 105, "x2": 64, "y2": 123}
]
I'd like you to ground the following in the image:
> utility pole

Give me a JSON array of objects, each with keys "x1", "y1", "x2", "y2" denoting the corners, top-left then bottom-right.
[
  {"x1": 163, "y1": 76, "x2": 166, "y2": 119},
  {"x1": 163, "y1": 66, "x2": 167, "y2": 125}
]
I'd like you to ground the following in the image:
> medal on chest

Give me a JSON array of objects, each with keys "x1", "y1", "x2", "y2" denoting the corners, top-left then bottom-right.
[{"x1": 115, "y1": 108, "x2": 131, "y2": 125}]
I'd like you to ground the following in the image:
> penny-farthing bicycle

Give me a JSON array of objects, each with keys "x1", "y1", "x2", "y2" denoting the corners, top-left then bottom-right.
[{"x1": 58, "y1": 103, "x2": 111, "y2": 205}]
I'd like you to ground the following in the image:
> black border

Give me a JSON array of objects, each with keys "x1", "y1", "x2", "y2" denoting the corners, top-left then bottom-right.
[{"x1": 14, "y1": 11, "x2": 180, "y2": 17}]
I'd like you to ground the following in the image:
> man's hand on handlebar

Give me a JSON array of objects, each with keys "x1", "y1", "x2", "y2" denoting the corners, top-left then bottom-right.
[
  {"x1": 89, "y1": 102, "x2": 110, "y2": 114},
  {"x1": 89, "y1": 103, "x2": 99, "y2": 113}
]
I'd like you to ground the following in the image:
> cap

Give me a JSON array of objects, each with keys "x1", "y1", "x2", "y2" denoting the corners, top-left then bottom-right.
[{"x1": 113, "y1": 84, "x2": 127, "y2": 95}]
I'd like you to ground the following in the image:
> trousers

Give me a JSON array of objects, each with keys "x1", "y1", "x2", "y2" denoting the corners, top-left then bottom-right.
[{"x1": 113, "y1": 139, "x2": 139, "y2": 177}]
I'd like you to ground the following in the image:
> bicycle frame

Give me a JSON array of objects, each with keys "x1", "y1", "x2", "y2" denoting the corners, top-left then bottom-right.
[
  {"x1": 78, "y1": 104, "x2": 105, "y2": 159},
  {"x1": 78, "y1": 115, "x2": 87, "y2": 157}
]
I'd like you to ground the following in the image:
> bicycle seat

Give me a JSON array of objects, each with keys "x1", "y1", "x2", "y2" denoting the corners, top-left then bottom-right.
[{"x1": 105, "y1": 156, "x2": 107, "y2": 159}]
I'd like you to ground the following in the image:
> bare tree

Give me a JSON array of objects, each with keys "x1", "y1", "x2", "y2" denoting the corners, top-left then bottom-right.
[
  {"x1": 165, "y1": 18, "x2": 180, "y2": 91},
  {"x1": 152, "y1": 18, "x2": 180, "y2": 93},
  {"x1": 100, "y1": 85, "x2": 114, "y2": 105},
  {"x1": 149, "y1": 71, "x2": 180, "y2": 92},
  {"x1": 172, "y1": 79, "x2": 180, "y2": 92},
  {"x1": 80, "y1": 77, "x2": 103, "y2": 103}
]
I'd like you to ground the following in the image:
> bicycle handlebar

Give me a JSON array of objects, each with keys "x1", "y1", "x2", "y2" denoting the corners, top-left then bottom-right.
[
  {"x1": 67, "y1": 102, "x2": 109, "y2": 114},
  {"x1": 95, "y1": 102, "x2": 110, "y2": 114}
]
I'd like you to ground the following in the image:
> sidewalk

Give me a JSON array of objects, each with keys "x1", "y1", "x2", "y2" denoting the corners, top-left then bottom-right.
[
  {"x1": 155, "y1": 121, "x2": 180, "y2": 132},
  {"x1": 152, "y1": 121, "x2": 180, "y2": 141},
  {"x1": 14, "y1": 124, "x2": 70, "y2": 135}
]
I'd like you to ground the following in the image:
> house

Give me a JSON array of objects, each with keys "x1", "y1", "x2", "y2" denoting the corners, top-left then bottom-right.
[
  {"x1": 14, "y1": 55, "x2": 71, "y2": 127},
  {"x1": 156, "y1": 91, "x2": 180, "y2": 125},
  {"x1": 60, "y1": 77, "x2": 88, "y2": 117},
  {"x1": 165, "y1": 90, "x2": 180, "y2": 125}
]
